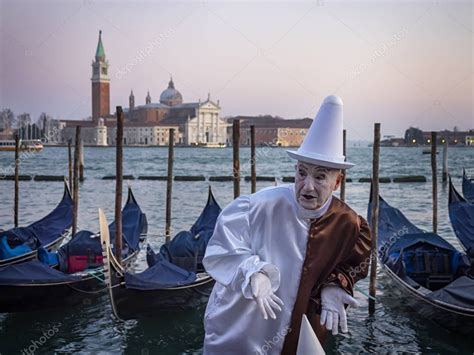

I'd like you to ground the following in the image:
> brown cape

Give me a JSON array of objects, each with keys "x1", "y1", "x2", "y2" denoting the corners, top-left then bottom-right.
[{"x1": 281, "y1": 196, "x2": 372, "y2": 354}]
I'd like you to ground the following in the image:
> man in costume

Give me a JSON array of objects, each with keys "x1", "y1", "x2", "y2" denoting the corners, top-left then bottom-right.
[{"x1": 203, "y1": 95, "x2": 372, "y2": 354}]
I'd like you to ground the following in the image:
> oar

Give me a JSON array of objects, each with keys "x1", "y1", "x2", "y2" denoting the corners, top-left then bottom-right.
[
  {"x1": 99, "y1": 208, "x2": 121, "y2": 319},
  {"x1": 98, "y1": 208, "x2": 111, "y2": 286},
  {"x1": 98, "y1": 208, "x2": 110, "y2": 252},
  {"x1": 297, "y1": 314, "x2": 326, "y2": 355}
]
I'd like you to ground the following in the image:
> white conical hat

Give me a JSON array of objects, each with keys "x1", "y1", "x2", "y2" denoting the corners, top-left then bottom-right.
[
  {"x1": 297, "y1": 314, "x2": 326, "y2": 355},
  {"x1": 287, "y1": 95, "x2": 354, "y2": 169}
]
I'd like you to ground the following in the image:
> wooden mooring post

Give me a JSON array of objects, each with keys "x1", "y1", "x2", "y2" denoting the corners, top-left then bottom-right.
[
  {"x1": 165, "y1": 128, "x2": 175, "y2": 243},
  {"x1": 72, "y1": 126, "x2": 81, "y2": 236},
  {"x1": 431, "y1": 131, "x2": 438, "y2": 234},
  {"x1": 115, "y1": 107, "x2": 124, "y2": 263},
  {"x1": 340, "y1": 129, "x2": 347, "y2": 202},
  {"x1": 369, "y1": 123, "x2": 380, "y2": 314},
  {"x1": 68, "y1": 139, "x2": 73, "y2": 192},
  {"x1": 79, "y1": 139, "x2": 84, "y2": 182},
  {"x1": 442, "y1": 139, "x2": 448, "y2": 183},
  {"x1": 14, "y1": 134, "x2": 19, "y2": 228},
  {"x1": 233, "y1": 120, "x2": 240, "y2": 199},
  {"x1": 250, "y1": 125, "x2": 256, "y2": 193}
]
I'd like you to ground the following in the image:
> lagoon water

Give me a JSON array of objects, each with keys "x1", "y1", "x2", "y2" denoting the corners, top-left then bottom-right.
[{"x1": 0, "y1": 146, "x2": 473, "y2": 354}]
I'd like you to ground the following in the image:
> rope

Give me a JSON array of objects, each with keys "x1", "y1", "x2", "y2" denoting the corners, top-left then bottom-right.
[
  {"x1": 354, "y1": 285, "x2": 376, "y2": 301},
  {"x1": 87, "y1": 270, "x2": 106, "y2": 284},
  {"x1": 64, "y1": 268, "x2": 108, "y2": 294}
]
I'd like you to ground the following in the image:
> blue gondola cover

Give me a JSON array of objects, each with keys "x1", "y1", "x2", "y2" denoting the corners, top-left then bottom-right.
[
  {"x1": 125, "y1": 187, "x2": 221, "y2": 290},
  {"x1": 58, "y1": 188, "x2": 147, "y2": 272},
  {"x1": 427, "y1": 276, "x2": 474, "y2": 309},
  {"x1": 159, "y1": 188, "x2": 221, "y2": 261},
  {"x1": 0, "y1": 185, "x2": 73, "y2": 260},
  {"x1": 124, "y1": 256, "x2": 197, "y2": 290},
  {"x1": 462, "y1": 169, "x2": 474, "y2": 203},
  {"x1": 449, "y1": 179, "x2": 474, "y2": 254},
  {"x1": 108, "y1": 189, "x2": 147, "y2": 252},
  {"x1": 369, "y1": 191, "x2": 473, "y2": 315},
  {"x1": 0, "y1": 260, "x2": 80, "y2": 285}
]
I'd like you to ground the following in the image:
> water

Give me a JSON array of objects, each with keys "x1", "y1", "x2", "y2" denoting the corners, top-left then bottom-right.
[{"x1": 0, "y1": 146, "x2": 473, "y2": 354}]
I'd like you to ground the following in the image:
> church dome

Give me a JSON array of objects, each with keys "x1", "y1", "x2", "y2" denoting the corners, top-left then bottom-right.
[{"x1": 160, "y1": 78, "x2": 183, "y2": 106}]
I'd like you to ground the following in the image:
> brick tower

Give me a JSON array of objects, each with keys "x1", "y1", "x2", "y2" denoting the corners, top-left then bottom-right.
[{"x1": 91, "y1": 30, "x2": 110, "y2": 118}]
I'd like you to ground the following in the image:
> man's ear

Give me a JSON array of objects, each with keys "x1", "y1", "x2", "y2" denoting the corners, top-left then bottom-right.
[{"x1": 333, "y1": 171, "x2": 343, "y2": 191}]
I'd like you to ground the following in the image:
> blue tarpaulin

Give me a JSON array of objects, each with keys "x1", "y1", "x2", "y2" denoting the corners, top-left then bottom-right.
[
  {"x1": 108, "y1": 189, "x2": 147, "y2": 252},
  {"x1": 0, "y1": 187, "x2": 148, "y2": 287},
  {"x1": 0, "y1": 235, "x2": 32, "y2": 260},
  {"x1": 124, "y1": 256, "x2": 197, "y2": 290},
  {"x1": 427, "y1": 276, "x2": 474, "y2": 309},
  {"x1": 449, "y1": 179, "x2": 474, "y2": 254},
  {"x1": 160, "y1": 187, "x2": 221, "y2": 261},
  {"x1": 368, "y1": 194, "x2": 423, "y2": 253},
  {"x1": 462, "y1": 169, "x2": 474, "y2": 203},
  {"x1": 0, "y1": 260, "x2": 80, "y2": 285},
  {"x1": 0, "y1": 184, "x2": 73, "y2": 260},
  {"x1": 126, "y1": 187, "x2": 221, "y2": 290},
  {"x1": 57, "y1": 187, "x2": 148, "y2": 272},
  {"x1": 369, "y1": 191, "x2": 473, "y2": 310}
]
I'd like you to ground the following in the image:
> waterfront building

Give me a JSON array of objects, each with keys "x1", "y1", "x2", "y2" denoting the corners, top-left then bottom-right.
[
  {"x1": 404, "y1": 127, "x2": 474, "y2": 146},
  {"x1": 227, "y1": 116, "x2": 312, "y2": 147},
  {"x1": 126, "y1": 82, "x2": 226, "y2": 146},
  {"x1": 61, "y1": 118, "x2": 108, "y2": 146}
]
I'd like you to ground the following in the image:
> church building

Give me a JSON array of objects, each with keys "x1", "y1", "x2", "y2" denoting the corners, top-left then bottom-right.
[{"x1": 126, "y1": 79, "x2": 226, "y2": 146}]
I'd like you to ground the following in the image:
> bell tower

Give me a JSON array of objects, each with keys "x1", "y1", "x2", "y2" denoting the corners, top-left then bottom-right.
[
  {"x1": 129, "y1": 90, "x2": 135, "y2": 109},
  {"x1": 91, "y1": 30, "x2": 110, "y2": 118}
]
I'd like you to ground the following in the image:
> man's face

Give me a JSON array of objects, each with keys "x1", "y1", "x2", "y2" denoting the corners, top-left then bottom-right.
[{"x1": 294, "y1": 162, "x2": 342, "y2": 210}]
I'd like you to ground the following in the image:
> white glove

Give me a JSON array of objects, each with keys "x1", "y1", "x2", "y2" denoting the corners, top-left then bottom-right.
[
  {"x1": 250, "y1": 271, "x2": 284, "y2": 320},
  {"x1": 320, "y1": 284, "x2": 359, "y2": 335}
]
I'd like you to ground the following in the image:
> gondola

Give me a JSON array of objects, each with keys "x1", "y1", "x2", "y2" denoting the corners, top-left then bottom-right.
[
  {"x1": 462, "y1": 169, "x2": 474, "y2": 203},
  {"x1": 0, "y1": 181, "x2": 73, "y2": 267},
  {"x1": 101, "y1": 186, "x2": 221, "y2": 320},
  {"x1": 448, "y1": 177, "x2": 474, "y2": 258},
  {"x1": 368, "y1": 192, "x2": 474, "y2": 334},
  {"x1": 0, "y1": 187, "x2": 147, "y2": 313}
]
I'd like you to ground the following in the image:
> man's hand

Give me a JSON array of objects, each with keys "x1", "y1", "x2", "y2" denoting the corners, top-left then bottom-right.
[
  {"x1": 320, "y1": 284, "x2": 359, "y2": 335},
  {"x1": 250, "y1": 271, "x2": 284, "y2": 320}
]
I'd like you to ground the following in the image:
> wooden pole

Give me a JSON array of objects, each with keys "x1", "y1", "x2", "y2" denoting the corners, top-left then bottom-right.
[
  {"x1": 431, "y1": 131, "x2": 438, "y2": 234},
  {"x1": 369, "y1": 123, "x2": 380, "y2": 314},
  {"x1": 442, "y1": 139, "x2": 448, "y2": 183},
  {"x1": 165, "y1": 128, "x2": 175, "y2": 243},
  {"x1": 72, "y1": 126, "x2": 81, "y2": 236},
  {"x1": 340, "y1": 129, "x2": 347, "y2": 201},
  {"x1": 14, "y1": 134, "x2": 19, "y2": 228},
  {"x1": 79, "y1": 139, "x2": 84, "y2": 182},
  {"x1": 250, "y1": 125, "x2": 256, "y2": 193},
  {"x1": 68, "y1": 139, "x2": 73, "y2": 192},
  {"x1": 232, "y1": 120, "x2": 240, "y2": 198},
  {"x1": 115, "y1": 107, "x2": 124, "y2": 263}
]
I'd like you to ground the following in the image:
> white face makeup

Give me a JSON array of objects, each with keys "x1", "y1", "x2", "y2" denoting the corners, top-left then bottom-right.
[{"x1": 294, "y1": 162, "x2": 342, "y2": 210}]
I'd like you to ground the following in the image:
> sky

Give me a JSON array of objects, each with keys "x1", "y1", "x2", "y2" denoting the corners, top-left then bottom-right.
[{"x1": 0, "y1": 0, "x2": 472, "y2": 141}]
